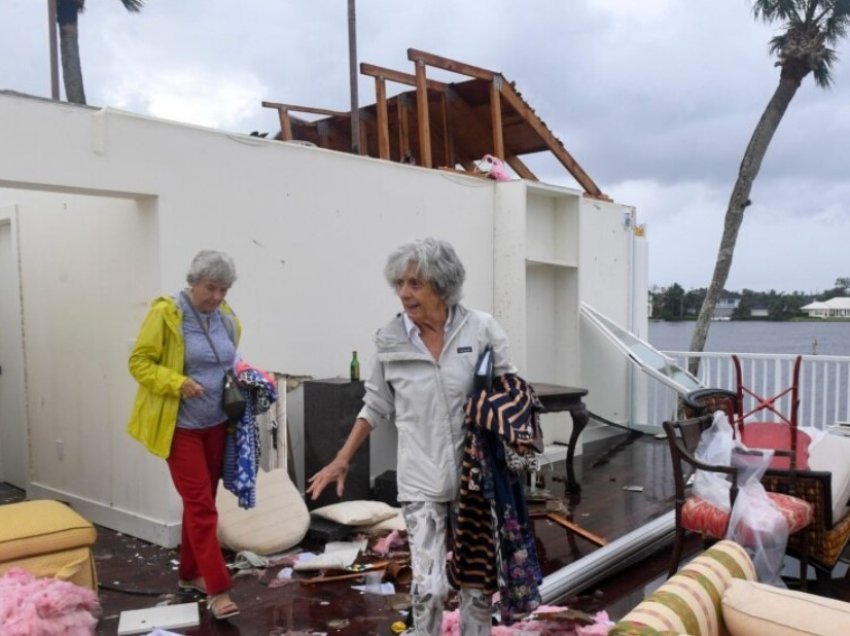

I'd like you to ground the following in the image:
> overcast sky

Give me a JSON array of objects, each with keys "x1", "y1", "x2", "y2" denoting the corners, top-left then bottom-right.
[{"x1": 4, "y1": 1, "x2": 849, "y2": 293}]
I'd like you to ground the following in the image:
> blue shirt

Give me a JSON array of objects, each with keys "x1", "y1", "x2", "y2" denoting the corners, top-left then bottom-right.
[{"x1": 176, "y1": 291, "x2": 237, "y2": 429}]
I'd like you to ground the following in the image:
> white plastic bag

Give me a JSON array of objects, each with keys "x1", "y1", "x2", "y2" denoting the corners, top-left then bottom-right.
[
  {"x1": 693, "y1": 410, "x2": 790, "y2": 587},
  {"x1": 693, "y1": 410, "x2": 737, "y2": 508},
  {"x1": 726, "y1": 448, "x2": 789, "y2": 587}
]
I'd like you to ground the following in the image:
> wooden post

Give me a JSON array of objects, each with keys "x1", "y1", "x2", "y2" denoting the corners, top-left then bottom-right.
[
  {"x1": 278, "y1": 109, "x2": 293, "y2": 141},
  {"x1": 440, "y1": 93, "x2": 453, "y2": 168},
  {"x1": 413, "y1": 59, "x2": 432, "y2": 168},
  {"x1": 398, "y1": 96, "x2": 411, "y2": 162},
  {"x1": 375, "y1": 78, "x2": 390, "y2": 159},
  {"x1": 359, "y1": 119, "x2": 368, "y2": 155}
]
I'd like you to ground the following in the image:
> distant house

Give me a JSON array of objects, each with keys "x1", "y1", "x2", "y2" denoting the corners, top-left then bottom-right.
[
  {"x1": 713, "y1": 297, "x2": 739, "y2": 320},
  {"x1": 750, "y1": 307, "x2": 769, "y2": 318},
  {"x1": 801, "y1": 297, "x2": 850, "y2": 318}
]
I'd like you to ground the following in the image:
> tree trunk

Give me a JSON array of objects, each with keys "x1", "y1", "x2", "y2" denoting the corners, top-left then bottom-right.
[
  {"x1": 57, "y1": 0, "x2": 86, "y2": 106},
  {"x1": 687, "y1": 77, "x2": 800, "y2": 375}
]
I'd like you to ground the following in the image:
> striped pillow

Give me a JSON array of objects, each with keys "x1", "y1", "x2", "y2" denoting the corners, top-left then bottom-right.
[{"x1": 610, "y1": 540, "x2": 756, "y2": 636}]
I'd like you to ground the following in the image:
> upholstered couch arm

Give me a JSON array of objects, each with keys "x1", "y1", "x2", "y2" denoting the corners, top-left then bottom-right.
[{"x1": 609, "y1": 540, "x2": 756, "y2": 636}]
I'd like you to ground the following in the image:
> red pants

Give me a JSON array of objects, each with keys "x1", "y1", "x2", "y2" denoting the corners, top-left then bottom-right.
[{"x1": 167, "y1": 424, "x2": 231, "y2": 595}]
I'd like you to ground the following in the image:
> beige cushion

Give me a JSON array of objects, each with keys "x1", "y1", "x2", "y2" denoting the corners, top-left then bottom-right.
[
  {"x1": 722, "y1": 579, "x2": 850, "y2": 636},
  {"x1": 217, "y1": 468, "x2": 309, "y2": 555},
  {"x1": 311, "y1": 500, "x2": 397, "y2": 526},
  {"x1": 355, "y1": 509, "x2": 406, "y2": 534}
]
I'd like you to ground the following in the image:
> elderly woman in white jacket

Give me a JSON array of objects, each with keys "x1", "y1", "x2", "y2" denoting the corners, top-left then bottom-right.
[{"x1": 307, "y1": 237, "x2": 516, "y2": 636}]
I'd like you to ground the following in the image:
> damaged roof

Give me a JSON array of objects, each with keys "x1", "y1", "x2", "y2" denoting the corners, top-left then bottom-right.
[{"x1": 263, "y1": 49, "x2": 607, "y2": 200}]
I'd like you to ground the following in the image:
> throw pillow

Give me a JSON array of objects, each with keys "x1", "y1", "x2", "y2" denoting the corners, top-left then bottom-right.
[
  {"x1": 722, "y1": 579, "x2": 850, "y2": 636},
  {"x1": 356, "y1": 509, "x2": 406, "y2": 535},
  {"x1": 311, "y1": 500, "x2": 397, "y2": 526}
]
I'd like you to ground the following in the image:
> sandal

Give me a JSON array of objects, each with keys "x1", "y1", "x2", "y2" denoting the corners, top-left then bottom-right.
[
  {"x1": 177, "y1": 578, "x2": 206, "y2": 594},
  {"x1": 207, "y1": 593, "x2": 240, "y2": 620}
]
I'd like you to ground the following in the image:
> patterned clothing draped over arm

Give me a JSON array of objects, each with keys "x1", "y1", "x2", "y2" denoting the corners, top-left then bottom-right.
[{"x1": 448, "y1": 374, "x2": 544, "y2": 625}]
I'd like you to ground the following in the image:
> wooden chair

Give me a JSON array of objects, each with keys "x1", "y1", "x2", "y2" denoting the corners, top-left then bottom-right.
[
  {"x1": 732, "y1": 354, "x2": 810, "y2": 470},
  {"x1": 682, "y1": 387, "x2": 738, "y2": 420},
  {"x1": 664, "y1": 415, "x2": 813, "y2": 589}
]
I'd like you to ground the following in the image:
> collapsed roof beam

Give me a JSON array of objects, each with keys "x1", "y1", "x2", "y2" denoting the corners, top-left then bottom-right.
[
  {"x1": 497, "y1": 83, "x2": 607, "y2": 199},
  {"x1": 262, "y1": 101, "x2": 349, "y2": 142},
  {"x1": 444, "y1": 86, "x2": 537, "y2": 180},
  {"x1": 406, "y1": 48, "x2": 606, "y2": 199}
]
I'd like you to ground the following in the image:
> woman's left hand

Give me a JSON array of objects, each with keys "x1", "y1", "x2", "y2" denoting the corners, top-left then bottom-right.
[{"x1": 181, "y1": 377, "x2": 204, "y2": 399}]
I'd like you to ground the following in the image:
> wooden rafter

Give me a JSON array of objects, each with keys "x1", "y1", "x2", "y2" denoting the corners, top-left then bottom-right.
[
  {"x1": 360, "y1": 63, "x2": 448, "y2": 92},
  {"x1": 263, "y1": 49, "x2": 605, "y2": 197},
  {"x1": 262, "y1": 101, "x2": 349, "y2": 118},
  {"x1": 497, "y1": 82, "x2": 606, "y2": 199}
]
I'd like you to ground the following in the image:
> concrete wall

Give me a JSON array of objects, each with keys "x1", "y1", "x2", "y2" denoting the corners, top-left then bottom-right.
[{"x1": 0, "y1": 92, "x2": 646, "y2": 545}]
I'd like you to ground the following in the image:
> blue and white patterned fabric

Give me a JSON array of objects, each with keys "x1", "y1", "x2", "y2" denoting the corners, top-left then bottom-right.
[{"x1": 222, "y1": 366, "x2": 278, "y2": 509}]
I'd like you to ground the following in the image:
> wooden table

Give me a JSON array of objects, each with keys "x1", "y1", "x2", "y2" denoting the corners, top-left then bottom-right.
[{"x1": 531, "y1": 382, "x2": 589, "y2": 493}]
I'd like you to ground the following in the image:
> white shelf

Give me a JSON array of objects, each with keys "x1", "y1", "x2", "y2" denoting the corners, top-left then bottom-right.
[{"x1": 526, "y1": 256, "x2": 578, "y2": 269}]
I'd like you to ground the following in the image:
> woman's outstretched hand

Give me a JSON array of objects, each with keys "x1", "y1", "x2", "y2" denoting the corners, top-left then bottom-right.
[{"x1": 306, "y1": 457, "x2": 350, "y2": 500}]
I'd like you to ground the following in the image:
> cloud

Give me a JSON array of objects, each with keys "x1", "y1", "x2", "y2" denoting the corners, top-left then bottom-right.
[
  {"x1": 102, "y1": 67, "x2": 266, "y2": 129},
  {"x1": 4, "y1": 0, "x2": 850, "y2": 293}
]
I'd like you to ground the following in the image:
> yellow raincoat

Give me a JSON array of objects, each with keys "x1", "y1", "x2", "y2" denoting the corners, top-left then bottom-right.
[{"x1": 126, "y1": 295, "x2": 241, "y2": 458}]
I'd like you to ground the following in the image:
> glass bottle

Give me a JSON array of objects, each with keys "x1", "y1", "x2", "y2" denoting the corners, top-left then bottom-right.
[{"x1": 350, "y1": 350, "x2": 360, "y2": 382}]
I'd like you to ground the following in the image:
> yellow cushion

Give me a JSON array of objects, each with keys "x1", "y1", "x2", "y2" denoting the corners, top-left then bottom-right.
[
  {"x1": 722, "y1": 579, "x2": 850, "y2": 636},
  {"x1": 0, "y1": 500, "x2": 96, "y2": 561}
]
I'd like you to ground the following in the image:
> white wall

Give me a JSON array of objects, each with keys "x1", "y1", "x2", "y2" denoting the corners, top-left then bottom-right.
[
  {"x1": 0, "y1": 93, "x2": 501, "y2": 545},
  {"x1": 0, "y1": 91, "x2": 646, "y2": 545}
]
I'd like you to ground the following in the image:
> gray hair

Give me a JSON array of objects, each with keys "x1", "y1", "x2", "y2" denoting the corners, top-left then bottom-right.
[
  {"x1": 384, "y1": 237, "x2": 465, "y2": 306},
  {"x1": 186, "y1": 250, "x2": 237, "y2": 286}
]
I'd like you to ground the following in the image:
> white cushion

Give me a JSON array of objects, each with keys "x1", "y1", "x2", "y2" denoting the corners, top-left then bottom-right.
[
  {"x1": 807, "y1": 429, "x2": 850, "y2": 523},
  {"x1": 311, "y1": 500, "x2": 397, "y2": 526},
  {"x1": 722, "y1": 579, "x2": 850, "y2": 636},
  {"x1": 216, "y1": 468, "x2": 309, "y2": 555},
  {"x1": 355, "y1": 509, "x2": 406, "y2": 534}
]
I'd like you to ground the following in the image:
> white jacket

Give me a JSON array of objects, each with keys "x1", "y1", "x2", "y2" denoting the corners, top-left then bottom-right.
[{"x1": 357, "y1": 305, "x2": 516, "y2": 502}]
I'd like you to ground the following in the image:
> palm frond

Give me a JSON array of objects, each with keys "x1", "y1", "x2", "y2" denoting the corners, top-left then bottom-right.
[
  {"x1": 816, "y1": 53, "x2": 835, "y2": 81},
  {"x1": 120, "y1": 0, "x2": 144, "y2": 12},
  {"x1": 768, "y1": 33, "x2": 787, "y2": 55},
  {"x1": 813, "y1": 57, "x2": 834, "y2": 86},
  {"x1": 752, "y1": 0, "x2": 804, "y2": 23}
]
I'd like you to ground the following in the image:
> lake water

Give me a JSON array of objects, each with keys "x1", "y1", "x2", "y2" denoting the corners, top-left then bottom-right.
[{"x1": 648, "y1": 321, "x2": 850, "y2": 356}]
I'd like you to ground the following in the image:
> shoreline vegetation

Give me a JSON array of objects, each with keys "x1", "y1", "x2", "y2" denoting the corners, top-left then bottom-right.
[{"x1": 650, "y1": 282, "x2": 850, "y2": 322}]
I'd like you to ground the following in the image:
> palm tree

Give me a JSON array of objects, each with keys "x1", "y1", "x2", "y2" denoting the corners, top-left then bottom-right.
[
  {"x1": 56, "y1": 0, "x2": 144, "y2": 105},
  {"x1": 688, "y1": 0, "x2": 850, "y2": 374}
]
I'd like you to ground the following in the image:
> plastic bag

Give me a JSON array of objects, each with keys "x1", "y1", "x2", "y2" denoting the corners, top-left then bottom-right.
[
  {"x1": 692, "y1": 410, "x2": 737, "y2": 508},
  {"x1": 727, "y1": 448, "x2": 789, "y2": 587},
  {"x1": 693, "y1": 410, "x2": 790, "y2": 587}
]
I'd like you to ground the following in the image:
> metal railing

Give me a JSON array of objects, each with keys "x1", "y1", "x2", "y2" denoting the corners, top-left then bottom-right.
[{"x1": 645, "y1": 352, "x2": 850, "y2": 431}]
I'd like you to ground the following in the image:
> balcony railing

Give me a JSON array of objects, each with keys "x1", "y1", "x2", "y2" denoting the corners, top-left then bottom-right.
[{"x1": 645, "y1": 352, "x2": 850, "y2": 431}]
